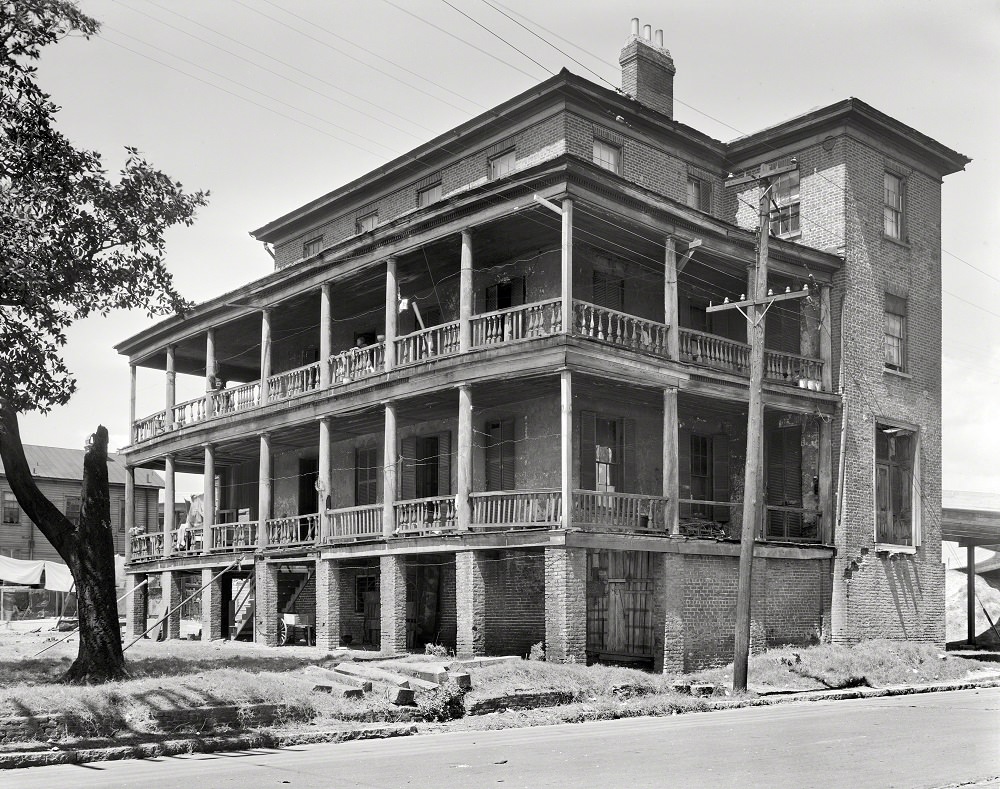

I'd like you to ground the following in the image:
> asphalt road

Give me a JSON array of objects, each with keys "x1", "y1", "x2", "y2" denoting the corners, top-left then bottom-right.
[{"x1": 7, "y1": 688, "x2": 1000, "y2": 788}]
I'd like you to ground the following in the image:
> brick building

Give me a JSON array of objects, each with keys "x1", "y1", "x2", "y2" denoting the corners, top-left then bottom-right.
[{"x1": 118, "y1": 21, "x2": 968, "y2": 669}]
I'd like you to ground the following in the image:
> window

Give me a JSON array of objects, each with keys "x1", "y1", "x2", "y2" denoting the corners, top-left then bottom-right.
[
  {"x1": 355, "y1": 212, "x2": 378, "y2": 234},
  {"x1": 400, "y1": 432, "x2": 451, "y2": 500},
  {"x1": 302, "y1": 236, "x2": 323, "y2": 257},
  {"x1": 481, "y1": 277, "x2": 525, "y2": 312},
  {"x1": 593, "y1": 139, "x2": 622, "y2": 174},
  {"x1": 592, "y1": 271, "x2": 625, "y2": 311},
  {"x1": 65, "y1": 495, "x2": 81, "y2": 526},
  {"x1": 687, "y1": 176, "x2": 712, "y2": 212},
  {"x1": 875, "y1": 423, "x2": 918, "y2": 547},
  {"x1": 884, "y1": 294, "x2": 907, "y2": 372},
  {"x1": 485, "y1": 419, "x2": 515, "y2": 491},
  {"x1": 690, "y1": 434, "x2": 713, "y2": 516},
  {"x1": 417, "y1": 182, "x2": 442, "y2": 207},
  {"x1": 488, "y1": 149, "x2": 516, "y2": 181},
  {"x1": 355, "y1": 575, "x2": 378, "y2": 614},
  {"x1": 355, "y1": 447, "x2": 379, "y2": 506},
  {"x1": 2, "y1": 492, "x2": 19, "y2": 524},
  {"x1": 769, "y1": 170, "x2": 800, "y2": 237},
  {"x1": 884, "y1": 172, "x2": 905, "y2": 240}
]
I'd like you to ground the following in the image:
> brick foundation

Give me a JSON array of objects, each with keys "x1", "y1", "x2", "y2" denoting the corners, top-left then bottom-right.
[
  {"x1": 379, "y1": 555, "x2": 407, "y2": 653},
  {"x1": 200, "y1": 568, "x2": 223, "y2": 641},
  {"x1": 544, "y1": 547, "x2": 587, "y2": 663},
  {"x1": 161, "y1": 570, "x2": 182, "y2": 640},
  {"x1": 315, "y1": 559, "x2": 343, "y2": 650},
  {"x1": 455, "y1": 551, "x2": 486, "y2": 657},
  {"x1": 126, "y1": 573, "x2": 148, "y2": 639},
  {"x1": 254, "y1": 561, "x2": 279, "y2": 646}
]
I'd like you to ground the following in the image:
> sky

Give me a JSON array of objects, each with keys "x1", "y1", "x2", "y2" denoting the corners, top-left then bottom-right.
[{"x1": 17, "y1": 0, "x2": 1000, "y2": 504}]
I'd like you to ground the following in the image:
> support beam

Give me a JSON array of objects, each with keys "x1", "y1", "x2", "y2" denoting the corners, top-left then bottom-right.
[
  {"x1": 129, "y1": 364, "x2": 136, "y2": 443},
  {"x1": 383, "y1": 403, "x2": 397, "y2": 539},
  {"x1": 663, "y1": 388, "x2": 679, "y2": 535},
  {"x1": 385, "y1": 258, "x2": 397, "y2": 371},
  {"x1": 258, "y1": 433, "x2": 272, "y2": 549},
  {"x1": 820, "y1": 286, "x2": 833, "y2": 392},
  {"x1": 124, "y1": 467, "x2": 135, "y2": 563},
  {"x1": 459, "y1": 230, "x2": 473, "y2": 352},
  {"x1": 205, "y1": 328, "x2": 216, "y2": 418},
  {"x1": 380, "y1": 555, "x2": 407, "y2": 653},
  {"x1": 316, "y1": 559, "x2": 343, "y2": 651},
  {"x1": 560, "y1": 370, "x2": 572, "y2": 531},
  {"x1": 561, "y1": 199, "x2": 573, "y2": 334},
  {"x1": 457, "y1": 385, "x2": 473, "y2": 532},
  {"x1": 319, "y1": 417, "x2": 332, "y2": 540},
  {"x1": 163, "y1": 455, "x2": 175, "y2": 559},
  {"x1": 320, "y1": 283, "x2": 332, "y2": 387},
  {"x1": 165, "y1": 344, "x2": 176, "y2": 420},
  {"x1": 968, "y1": 545, "x2": 977, "y2": 646},
  {"x1": 125, "y1": 573, "x2": 147, "y2": 640},
  {"x1": 260, "y1": 308, "x2": 272, "y2": 405},
  {"x1": 664, "y1": 237, "x2": 680, "y2": 360},
  {"x1": 202, "y1": 445, "x2": 215, "y2": 554}
]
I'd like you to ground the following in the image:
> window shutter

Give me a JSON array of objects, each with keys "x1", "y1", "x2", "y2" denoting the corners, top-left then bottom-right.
[
  {"x1": 485, "y1": 422, "x2": 502, "y2": 491},
  {"x1": 593, "y1": 272, "x2": 624, "y2": 311},
  {"x1": 677, "y1": 427, "x2": 691, "y2": 499},
  {"x1": 437, "y1": 431, "x2": 451, "y2": 496},
  {"x1": 765, "y1": 300, "x2": 801, "y2": 355},
  {"x1": 485, "y1": 284, "x2": 499, "y2": 312},
  {"x1": 580, "y1": 410, "x2": 597, "y2": 490},
  {"x1": 699, "y1": 181, "x2": 712, "y2": 212},
  {"x1": 501, "y1": 419, "x2": 515, "y2": 490},
  {"x1": 712, "y1": 434, "x2": 730, "y2": 521},
  {"x1": 400, "y1": 436, "x2": 416, "y2": 500},
  {"x1": 622, "y1": 418, "x2": 636, "y2": 494},
  {"x1": 875, "y1": 464, "x2": 890, "y2": 541},
  {"x1": 513, "y1": 277, "x2": 526, "y2": 307}
]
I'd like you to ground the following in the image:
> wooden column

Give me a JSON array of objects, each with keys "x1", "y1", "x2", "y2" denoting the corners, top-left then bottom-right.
[
  {"x1": 318, "y1": 417, "x2": 332, "y2": 540},
  {"x1": 663, "y1": 388, "x2": 679, "y2": 534},
  {"x1": 560, "y1": 370, "x2": 572, "y2": 531},
  {"x1": 384, "y1": 258, "x2": 397, "y2": 371},
  {"x1": 320, "y1": 283, "x2": 332, "y2": 387},
  {"x1": 129, "y1": 364, "x2": 136, "y2": 443},
  {"x1": 258, "y1": 433, "x2": 272, "y2": 549},
  {"x1": 383, "y1": 402, "x2": 397, "y2": 539},
  {"x1": 457, "y1": 385, "x2": 473, "y2": 531},
  {"x1": 163, "y1": 454, "x2": 175, "y2": 559},
  {"x1": 205, "y1": 328, "x2": 216, "y2": 418},
  {"x1": 819, "y1": 416, "x2": 833, "y2": 544},
  {"x1": 561, "y1": 199, "x2": 574, "y2": 334},
  {"x1": 820, "y1": 286, "x2": 833, "y2": 392},
  {"x1": 459, "y1": 230, "x2": 473, "y2": 352},
  {"x1": 664, "y1": 237, "x2": 679, "y2": 359},
  {"x1": 165, "y1": 344, "x2": 176, "y2": 421},
  {"x1": 260, "y1": 308, "x2": 272, "y2": 405},
  {"x1": 202, "y1": 444, "x2": 215, "y2": 554},
  {"x1": 124, "y1": 467, "x2": 135, "y2": 563},
  {"x1": 967, "y1": 544, "x2": 977, "y2": 646}
]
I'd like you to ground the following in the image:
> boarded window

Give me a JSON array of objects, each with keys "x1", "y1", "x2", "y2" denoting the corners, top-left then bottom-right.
[
  {"x1": 355, "y1": 447, "x2": 379, "y2": 506},
  {"x1": 485, "y1": 418, "x2": 516, "y2": 491}
]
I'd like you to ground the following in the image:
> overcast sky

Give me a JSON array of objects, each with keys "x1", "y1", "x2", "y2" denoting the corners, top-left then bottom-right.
[{"x1": 19, "y1": 0, "x2": 1000, "y2": 503}]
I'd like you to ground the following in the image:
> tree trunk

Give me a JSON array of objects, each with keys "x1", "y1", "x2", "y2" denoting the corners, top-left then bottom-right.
[{"x1": 0, "y1": 404, "x2": 127, "y2": 683}]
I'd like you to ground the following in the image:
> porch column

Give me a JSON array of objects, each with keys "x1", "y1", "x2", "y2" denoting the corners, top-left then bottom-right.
[
  {"x1": 561, "y1": 198, "x2": 574, "y2": 334},
  {"x1": 544, "y1": 547, "x2": 587, "y2": 663},
  {"x1": 260, "y1": 308, "x2": 272, "y2": 405},
  {"x1": 316, "y1": 558, "x2": 343, "y2": 651},
  {"x1": 385, "y1": 257, "x2": 397, "y2": 371},
  {"x1": 254, "y1": 560, "x2": 279, "y2": 646},
  {"x1": 383, "y1": 403, "x2": 397, "y2": 539},
  {"x1": 163, "y1": 454, "x2": 175, "y2": 559},
  {"x1": 663, "y1": 388, "x2": 679, "y2": 534},
  {"x1": 560, "y1": 370, "x2": 572, "y2": 531},
  {"x1": 664, "y1": 237, "x2": 679, "y2": 359},
  {"x1": 205, "y1": 328, "x2": 216, "y2": 418},
  {"x1": 455, "y1": 550, "x2": 487, "y2": 656},
  {"x1": 161, "y1": 570, "x2": 182, "y2": 640},
  {"x1": 819, "y1": 416, "x2": 833, "y2": 544},
  {"x1": 968, "y1": 545, "x2": 977, "y2": 646},
  {"x1": 457, "y1": 385, "x2": 473, "y2": 532},
  {"x1": 124, "y1": 467, "x2": 135, "y2": 563},
  {"x1": 165, "y1": 344, "x2": 176, "y2": 422},
  {"x1": 125, "y1": 573, "x2": 147, "y2": 640},
  {"x1": 318, "y1": 416, "x2": 332, "y2": 540},
  {"x1": 202, "y1": 444, "x2": 215, "y2": 554},
  {"x1": 201, "y1": 567, "x2": 224, "y2": 641},
  {"x1": 379, "y1": 554, "x2": 407, "y2": 653},
  {"x1": 820, "y1": 286, "x2": 833, "y2": 391},
  {"x1": 258, "y1": 433, "x2": 272, "y2": 549},
  {"x1": 320, "y1": 283, "x2": 333, "y2": 387},
  {"x1": 129, "y1": 363, "x2": 136, "y2": 442},
  {"x1": 459, "y1": 229, "x2": 473, "y2": 352}
]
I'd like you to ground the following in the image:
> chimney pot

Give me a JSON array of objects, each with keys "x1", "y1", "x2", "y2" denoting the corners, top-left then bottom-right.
[
  {"x1": 643, "y1": 24, "x2": 652, "y2": 40},
  {"x1": 655, "y1": 29, "x2": 663, "y2": 47},
  {"x1": 630, "y1": 17, "x2": 639, "y2": 36}
]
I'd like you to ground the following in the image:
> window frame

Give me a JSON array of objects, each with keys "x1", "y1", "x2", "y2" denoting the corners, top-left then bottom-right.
[
  {"x1": 302, "y1": 235, "x2": 323, "y2": 258},
  {"x1": 416, "y1": 182, "x2": 442, "y2": 208},
  {"x1": 354, "y1": 446, "x2": 379, "y2": 507},
  {"x1": 686, "y1": 176, "x2": 712, "y2": 212},
  {"x1": 884, "y1": 293, "x2": 908, "y2": 373},
  {"x1": 354, "y1": 574, "x2": 378, "y2": 615},
  {"x1": 883, "y1": 171, "x2": 906, "y2": 241},
  {"x1": 487, "y1": 149, "x2": 516, "y2": 181},
  {"x1": 355, "y1": 212, "x2": 378, "y2": 234},
  {"x1": 592, "y1": 138, "x2": 622, "y2": 175},
  {"x1": 873, "y1": 421, "x2": 921, "y2": 551},
  {"x1": 769, "y1": 170, "x2": 800, "y2": 238},
  {"x1": 592, "y1": 270, "x2": 625, "y2": 312},
  {"x1": 65, "y1": 495, "x2": 81, "y2": 527},
  {"x1": 2, "y1": 491, "x2": 20, "y2": 525}
]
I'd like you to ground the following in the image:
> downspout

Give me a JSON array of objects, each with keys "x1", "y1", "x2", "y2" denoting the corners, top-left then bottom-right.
[{"x1": 834, "y1": 292, "x2": 848, "y2": 541}]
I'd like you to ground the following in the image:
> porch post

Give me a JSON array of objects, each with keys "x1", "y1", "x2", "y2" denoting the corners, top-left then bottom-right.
[
  {"x1": 316, "y1": 558, "x2": 343, "y2": 651},
  {"x1": 385, "y1": 257, "x2": 397, "y2": 371},
  {"x1": 201, "y1": 567, "x2": 224, "y2": 641},
  {"x1": 254, "y1": 560, "x2": 279, "y2": 646},
  {"x1": 460, "y1": 229, "x2": 473, "y2": 352},
  {"x1": 320, "y1": 283, "x2": 332, "y2": 387},
  {"x1": 124, "y1": 466, "x2": 135, "y2": 563},
  {"x1": 967, "y1": 544, "x2": 977, "y2": 646},
  {"x1": 202, "y1": 444, "x2": 215, "y2": 554},
  {"x1": 383, "y1": 402, "x2": 397, "y2": 539},
  {"x1": 544, "y1": 547, "x2": 587, "y2": 663},
  {"x1": 663, "y1": 388, "x2": 679, "y2": 534},
  {"x1": 258, "y1": 433, "x2": 272, "y2": 549},
  {"x1": 162, "y1": 570, "x2": 182, "y2": 640},
  {"x1": 561, "y1": 199, "x2": 574, "y2": 334},
  {"x1": 165, "y1": 344, "x2": 176, "y2": 422},
  {"x1": 818, "y1": 416, "x2": 833, "y2": 544},
  {"x1": 455, "y1": 550, "x2": 487, "y2": 656},
  {"x1": 457, "y1": 384, "x2": 473, "y2": 531},
  {"x1": 163, "y1": 454, "x2": 175, "y2": 558},
  {"x1": 205, "y1": 328, "x2": 216, "y2": 418},
  {"x1": 318, "y1": 416, "x2": 332, "y2": 540},
  {"x1": 379, "y1": 555, "x2": 407, "y2": 653},
  {"x1": 820, "y1": 286, "x2": 833, "y2": 391},
  {"x1": 260, "y1": 308, "x2": 272, "y2": 405},
  {"x1": 125, "y1": 572, "x2": 147, "y2": 639},
  {"x1": 129, "y1": 363, "x2": 136, "y2": 442},
  {"x1": 560, "y1": 370, "x2": 572, "y2": 531},
  {"x1": 664, "y1": 237, "x2": 679, "y2": 359}
]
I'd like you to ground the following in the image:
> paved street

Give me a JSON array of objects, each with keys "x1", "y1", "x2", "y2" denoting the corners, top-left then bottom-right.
[{"x1": 7, "y1": 688, "x2": 999, "y2": 788}]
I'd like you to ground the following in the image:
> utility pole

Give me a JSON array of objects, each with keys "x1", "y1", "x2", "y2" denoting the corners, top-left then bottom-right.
[{"x1": 716, "y1": 161, "x2": 808, "y2": 693}]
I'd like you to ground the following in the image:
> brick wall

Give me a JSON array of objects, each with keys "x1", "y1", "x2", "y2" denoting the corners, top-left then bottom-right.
[
  {"x1": 483, "y1": 548, "x2": 546, "y2": 657},
  {"x1": 544, "y1": 546, "x2": 587, "y2": 662}
]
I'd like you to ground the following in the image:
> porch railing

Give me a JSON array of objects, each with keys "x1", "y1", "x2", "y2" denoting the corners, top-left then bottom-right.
[
  {"x1": 265, "y1": 514, "x2": 319, "y2": 548},
  {"x1": 470, "y1": 489, "x2": 562, "y2": 530},
  {"x1": 572, "y1": 490, "x2": 670, "y2": 532},
  {"x1": 171, "y1": 525, "x2": 204, "y2": 553},
  {"x1": 213, "y1": 381, "x2": 260, "y2": 415},
  {"x1": 209, "y1": 521, "x2": 258, "y2": 552},
  {"x1": 471, "y1": 298, "x2": 562, "y2": 347},
  {"x1": 764, "y1": 352, "x2": 824, "y2": 389},
  {"x1": 573, "y1": 301, "x2": 668, "y2": 357},
  {"x1": 678, "y1": 328, "x2": 825, "y2": 389},
  {"x1": 394, "y1": 496, "x2": 457, "y2": 536},
  {"x1": 129, "y1": 533, "x2": 164, "y2": 562},
  {"x1": 133, "y1": 410, "x2": 168, "y2": 443},
  {"x1": 395, "y1": 322, "x2": 460, "y2": 366},
  {"x1": 325, "y1": 504, "x2": 383, "y2": 543},
  {"x1": 268, "y1": 362, "x2": 322, "y2": 402},
  {"x1": 171, "y1": 394, "x2": 209, "y2": 427},
  {"x1": 331, "y1": 343, "x2": 385, "y2": 385}
]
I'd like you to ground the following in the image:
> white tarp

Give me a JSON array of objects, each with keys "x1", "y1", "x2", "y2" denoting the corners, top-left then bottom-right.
[
  {"x1": 0, "y1": 555, "x2": 44, "y2": 586},
  {"x1": 0, "y1": 554, "x2": 124, "y2": 592},
  {"x1": 43, "y1": 561, "x2": 74, "y2": 593}
]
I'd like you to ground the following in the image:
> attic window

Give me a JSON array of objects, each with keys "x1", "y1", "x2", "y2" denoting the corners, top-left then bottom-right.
[
  {"x1": 488, "y1": 149, "x2": 516, "y2": 181},
  {"x1": 356, "y1": 212, "x2": 378, "y2": 234},
  {"x1": 302, "y1": 236, "x2": 323, "y2": 257}
]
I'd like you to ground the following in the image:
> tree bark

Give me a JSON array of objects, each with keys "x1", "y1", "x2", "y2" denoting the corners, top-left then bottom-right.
[{"x1": 0, "y1": 403, "x2": 127, "y2": 682}]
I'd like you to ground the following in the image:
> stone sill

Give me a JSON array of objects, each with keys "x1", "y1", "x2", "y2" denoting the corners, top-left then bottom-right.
[
  {"x1": 874, "y1": 543, "x2": 917, "y2": 555},
  {"x1": 883, "y1": 367, "x2": 912, "y2": 380}
]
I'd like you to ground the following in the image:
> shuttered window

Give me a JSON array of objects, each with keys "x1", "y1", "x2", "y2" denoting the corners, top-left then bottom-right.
[
  {"x1": 686, "y1": 176, "x2": 712, "y2": 212},
  {"x1": 766, "y1": 425, "x2": 803, "y2": 539},
  {"x1": 485, "y1": 419, "x2": 515, "y2": 491},
  {"x1": 765, "y1": 299, "x2": 801, "y2": 355},
  {"x1": 400, "y1": 432, "x2": 451, "y2": 499},
  {"x1": 355, "y1": 447, "x2": 379, "y2": 506},
  {"x1": 481, "y1": 278, "x2": 525, "y2": 312},
  {"x1": 580, "y1": 411, "x2": 636, "y2": 493},
  {"x1": 592, "y1": 271, "x2": 625, "y2": 311}
]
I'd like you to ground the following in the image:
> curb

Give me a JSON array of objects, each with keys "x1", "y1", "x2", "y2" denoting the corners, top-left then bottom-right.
[{"x1": 2, "y1": 677, "x2": 998, "y2": 770}]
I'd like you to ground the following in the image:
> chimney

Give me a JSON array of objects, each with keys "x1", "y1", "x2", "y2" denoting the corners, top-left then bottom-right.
[{"x1": 619, "y1": 18, "x2": 676, "y2": 119}]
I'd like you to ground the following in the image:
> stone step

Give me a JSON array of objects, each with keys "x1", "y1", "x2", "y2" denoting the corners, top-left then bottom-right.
[
  {"x1": 332, "y1": 662, "x2": 412, "y2": 688},
  {"x1": 448, "y1": 656, "x2": 521, "y2": 670}
]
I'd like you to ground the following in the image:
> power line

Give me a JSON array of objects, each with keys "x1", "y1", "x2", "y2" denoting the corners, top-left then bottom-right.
[{"x1": 439, "y1": 0, "x2": 555, "y2": 77}]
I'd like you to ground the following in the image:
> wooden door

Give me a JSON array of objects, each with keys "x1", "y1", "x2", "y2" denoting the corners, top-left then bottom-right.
[{"x1": 586, "y1": 551, "x2": 653, "y2": 662}]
